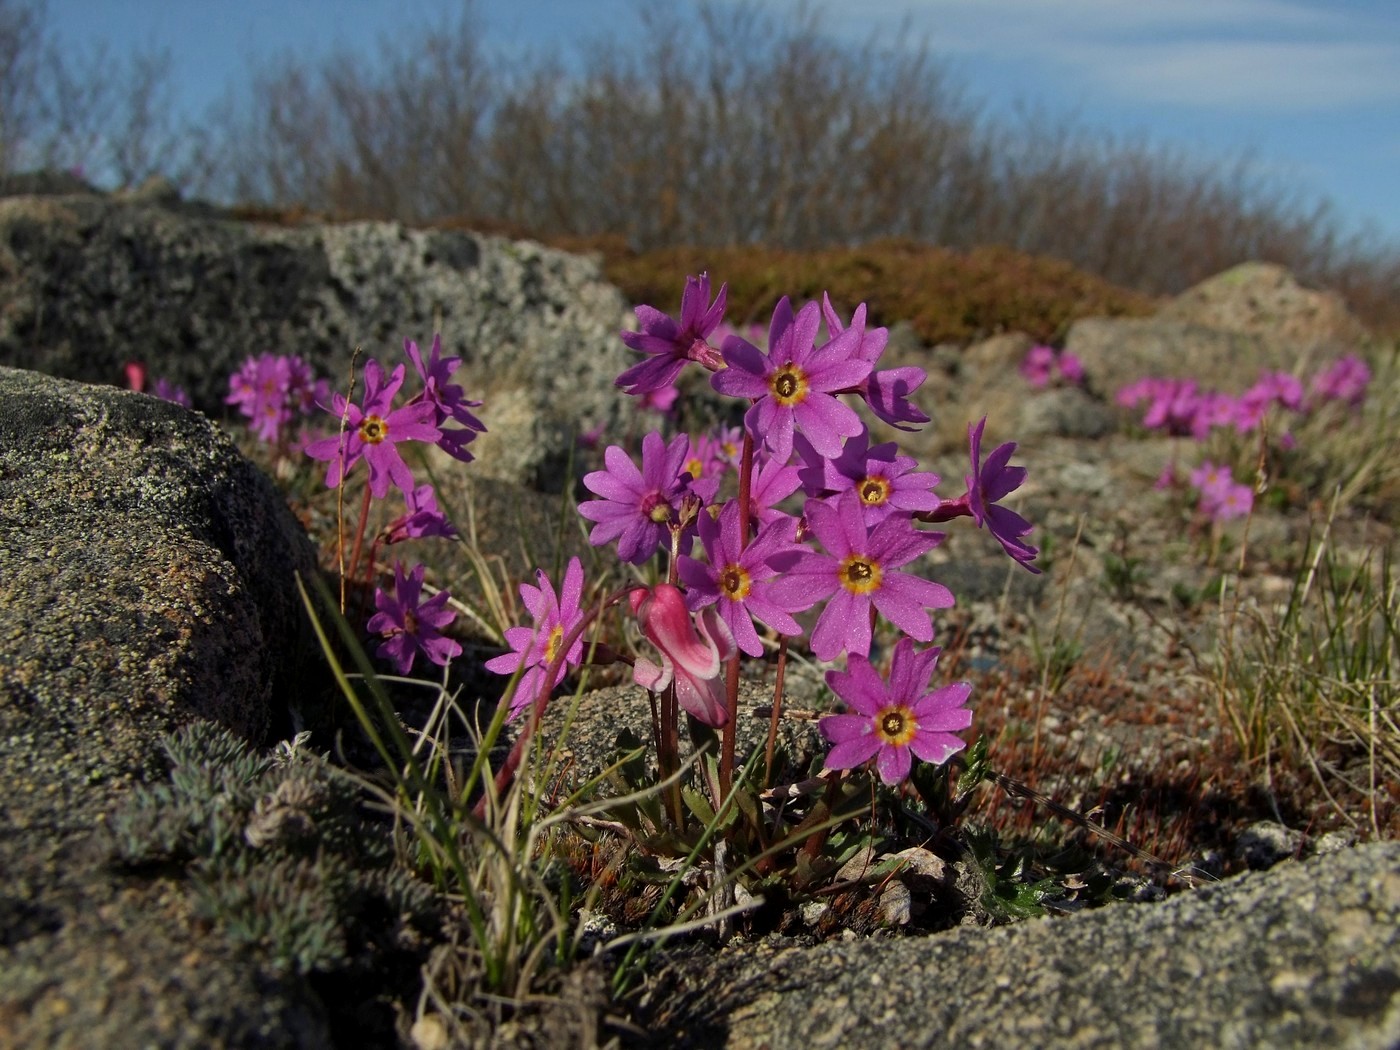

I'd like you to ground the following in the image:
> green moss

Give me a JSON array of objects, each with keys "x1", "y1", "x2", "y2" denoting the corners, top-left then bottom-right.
[{"x1": 105, "y1": 722, "x2": 439, "y2": 976}]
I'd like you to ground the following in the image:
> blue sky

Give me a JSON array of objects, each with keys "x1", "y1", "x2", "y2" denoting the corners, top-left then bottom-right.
[{"x1": 43, "y1": 0, "x2": 1400, "y2": 245}]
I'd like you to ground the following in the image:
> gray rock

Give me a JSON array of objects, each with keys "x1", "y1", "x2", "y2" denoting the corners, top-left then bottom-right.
[
  {"x1": 1065, "y1": 262, "x2": 1370, "y2": 405},
  {"x1": 1066, "y1": 317, "x2": 1304, "y2": 400},
  {"x1": 0, "y1": 367, "x2": 332, "y2": 1047},
  {"x1": 0, "y1": 190, "x2": 635, "y2": 490},
  {"x1": 1236, "y1": 820, "x2": 1307, "y2": 869},
  {"x1": 1157, "y1": 261, "x2": 1369, "y2": 345},
  {"x1": 656, "y1": 843, "x2": 1400, "y2": 1049},
  {"x1": 0, "y1": 367, "x2": 322, "y2": 808}
]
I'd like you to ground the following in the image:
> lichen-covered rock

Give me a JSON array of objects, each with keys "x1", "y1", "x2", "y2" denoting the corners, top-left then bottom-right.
[
  {"x1": 0, "y1": 189, "x2": 635, "y2": 490},
  {"x1": 1156, "y1": 261, "x2": 1370, "y2": 345},
  {"x1": 0, "y1": 367, "x2": 321, "y2": 800},
  {"x1": 1063, "y1": 262, "x2": 1371, "y2": 402},
  {"x1": 650, "y1": 843, "x2": 1400, "y2": 1049},
  {"x1": 0, "y1": 367, "x2": 338, "y2": 1047}
]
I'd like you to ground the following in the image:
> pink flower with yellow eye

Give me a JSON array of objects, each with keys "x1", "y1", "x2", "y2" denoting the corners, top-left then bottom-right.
[
  {"x1": 712, "y1": 297, "x2": 871, "y2": 462},
  {"x1": 304, "y1": 359, "x2": 441, "y2": 499},
  {"x1": 820, "y1": 637, "x2": 971, "y2": 785},
  {"x1": 768, "y1": 490, "x2": 953, "y2": 661},
  {"x1": 485, "y1": 558, "x2": 587, "y2": 720}
]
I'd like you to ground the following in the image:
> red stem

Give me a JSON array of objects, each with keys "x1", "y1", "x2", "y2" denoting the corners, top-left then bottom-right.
[
  {"x1": 475, "y1": 587, "x2": 630, "y2": 819},
  {"x1": 720, "y1": 429, "x2": 755, "y2": 798}
]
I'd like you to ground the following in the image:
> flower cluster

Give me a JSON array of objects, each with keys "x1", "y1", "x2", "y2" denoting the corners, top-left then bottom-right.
[
  {"x1": 1189, "y1": 460, "x2": 1254, "y2": 522},
  {"x1": 226, "y1": 353, "x2": 330, "y2": 445},
  {"x1": 1116, "y1": 355, "x2": 1370, "y2": 442},
  {"x1": 490, "y1": 274, "x2": 1040, "y2": 788},
  {"x1": 1019, "y1": 344, "x2": 1083, "y2": 389},
  {"x1": 292, "y1": 335, "x2": 485, "y2": 677},
  {"x1": 1118, "y1": 354, "x2": 1372, "y2": 525}
]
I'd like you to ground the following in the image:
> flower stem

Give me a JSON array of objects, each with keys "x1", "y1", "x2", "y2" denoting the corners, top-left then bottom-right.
[
  {"x1": 720, "y1": 429, "x2": 755, "y2": 799},
  {"x1": 475, "y1": 587, "x2": 630, "y2": 820},
  {"x1": 348, "y1": 484, "x2": 374, "y2": 593},
  {"x1": 763, "y1": 636, "x2": 789, "y2": 789}
]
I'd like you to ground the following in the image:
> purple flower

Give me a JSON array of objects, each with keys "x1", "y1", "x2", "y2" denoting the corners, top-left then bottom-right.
[
  {"x1": 152, "y1": 377, "x2": 192, "y2": 408},
  {"x1": 630, "y1": 583, "x2": 736, "y2": 727},
  {"x1": 639, "y1": 383, "x2": 681, "y2": 416},
  {"x1": 1310, "y1": 353, "x2": 1371, "y2": 409},
  {"x1": 382, "y1": 484, "x2": 458, "y2": 544},
  {"x1": 1189, "y1": 460, "x2": 1233, "y2": 501},
  {"x1": 820, "y1": 637, "x2": 972, "y2": 785},
  {"x1": 404, "y1": 334, "x2": 486, "y2": 463},
  {"x1": 366, "y1": 561, "x2": 462, "y2": 675},
  {"x1": 822, "y1": 294, "x2": 930, "y2": 431},
  {"x1": 678, "y1": 501, "x2": 809, "y2": 657},
  {"x1": 747, "y1": 447, "x2": 803, "y2": 527},
  {"x1": 579, "y1": 432, "x2": 710, "y2": 564},
  {"x1": 1208, "y1": 481, "x2": 1254, "y2": 521},
  {"x1": 304, "y1": 359, "x2": 442, "y2": 499},
  {"x1": 795, "y1": 426, "x2": 940, "y2": 526},
  {"x1": 484, "y1": 557, "x2": 587, "y2": 719},
  {"x1": 962, "y1": 418, "x2": 1039, "y2": 572},
  {"x1": 712, "y1": 298, "x2": 871, "y2": 461},
  {"x1": 768, "y1": 490, "x2": 953, "y2": 661},
  {"x1": 617, "y1": 273, "x2": 728, "y2": 396},
  {"x1": 1020, "y1": 345, "x2": 1056, "y2": 388},
  {"x1": 1191, "y1": 461, "x2": 1252, "y2": 521},
  {"x1": 226, "y1": 353, "x2": 327, "y2": 444},
  {"x1": 681, "y1": 431, "x2": 730, "y2": 492}
]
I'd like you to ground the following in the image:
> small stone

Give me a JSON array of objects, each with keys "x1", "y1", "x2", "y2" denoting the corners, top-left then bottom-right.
[{"x1": 410, "y1": 1014, "x2": 451, "y2": 1050}]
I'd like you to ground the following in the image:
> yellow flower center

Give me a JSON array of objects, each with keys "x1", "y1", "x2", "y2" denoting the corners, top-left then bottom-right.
[
  {"x1": 685, "y1": 457, "x2": 705, "y2": 480},
  {"x1": 875, "y1": 704, "x2": 918, "y2": 747},
  {"x1": 839, "y1": 555, "x2": 882, "y2": 595},
  {"x1": 648, "y1": 502, "x2": 673, "y2": 524},
  {"x1": 859, "y1": 476, "x2": 891, "y2": 506},
  {"x1": 544, "y1": 624, "x2": 564, "y2": 663},
  {"x1": 359, "y1": 414, "x2": 389, "y2": 444},
  {"x1": 769, "y1": 364, "x2": 809, "y2": 406},
  {"x1": 719, "y1": 563, "x2": 752, "y2": 601}
]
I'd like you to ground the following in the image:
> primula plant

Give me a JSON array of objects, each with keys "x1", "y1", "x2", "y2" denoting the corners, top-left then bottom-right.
[
  {"x1": 286, "y1": 278, "x2": 1055, "y2": 1001},
  {"x1": 467, "y1": 271, "x2": 1048, "y2": 947}
]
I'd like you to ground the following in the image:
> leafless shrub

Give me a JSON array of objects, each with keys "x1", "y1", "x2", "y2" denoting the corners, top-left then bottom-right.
[
  {"x1": 5, "y1": 0, "x2": 1398, "y2": 328},
  {"x1": 0, "y1": 0, "x2": 199, "y2": 188}
]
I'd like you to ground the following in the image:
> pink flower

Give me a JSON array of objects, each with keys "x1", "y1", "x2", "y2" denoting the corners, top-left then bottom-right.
[
  {"x1": 617, "y1": 273, "x2": 729, "y2": 396},
  {"x1": 1020, "y1": 345, "x2": 1056, "y2": 388},
  {"x1": 678, "y1": 501, "x2": 809, "y2": 657},
  {"x1": 123, "y1": 361, "x2": 147, "y2": 392},
  {"x1": 485, "y1": 558, "x2": 587, "y2": 719},
  {"x1": 712, "y1": 297, "x2": 871, "y2": 461},
  {"x1": 1310, "y1": 353, "x2": 1371, "y2": 408},
  {"x1": 820, "y1": 637, "x2": 972, "y2": 785},
  {"x1": 303, "y1": 359, "x2": 441, "y2": 499},
  {"x1": 382, "y1": 484, "x2": 458, "y2": 544},
  {"x1": 1209, "y1": 481, "x2": 1254, "y2": 523},
  {"x1": 629, "y1": 584, "x2": 736, "y2": 726},
  {"x1": 821, "y1": 294, "x2": 929, "y2": 431},
  {"x1": 579, "y1": 432, "x2": 715, "y2": 565},
  {"x1": 794, "y1": 426, "x2": 940, "y2": 526},
  {"x1": 965, "y1": 417, "x2": 1039, "y2": 572},
  {"x1": 768, "y1": 490, "x2": 953, "y2": 661},
  {"x1": 404, "y1": 334, "x2": 486, "y2": 463},
  {"x1": 366, "y1": 562, "x2": 462, "y2": 675}
]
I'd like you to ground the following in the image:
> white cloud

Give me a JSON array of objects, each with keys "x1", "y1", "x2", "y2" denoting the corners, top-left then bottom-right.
[
  {"x1": 1057, "y1": 39, "x2": 1400, "y2": 110},
  {"x1": 763, "y1": 0, "x2": 1400, "y2": 112}
]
